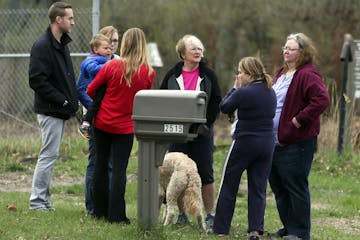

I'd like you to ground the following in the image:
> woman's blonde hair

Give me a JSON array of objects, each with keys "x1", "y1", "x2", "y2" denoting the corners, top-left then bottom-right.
[
  {"x1": 283, "y1": 32, "x2": 317, "y2": 71},
  {"x1": 119, "y1": 27, "x2": 153, "y2": 86},
  {"x1": 99, "y1": 26, "x2": 118, "y2": 40},
  {"x1": 238, "y1": 57, "x2": 272, "y2": 89},
  {"x1": 175, "y1": 34, "x2": 205, "y2": 60}
]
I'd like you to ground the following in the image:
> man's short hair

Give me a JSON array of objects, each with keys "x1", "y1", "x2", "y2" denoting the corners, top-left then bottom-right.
[{"x1": 48, "y1": 1, "x2": 72, "y2": 23}]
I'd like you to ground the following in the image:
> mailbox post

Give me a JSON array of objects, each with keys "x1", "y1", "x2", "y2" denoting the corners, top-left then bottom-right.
[{"x1": 132, "y1": 90, "x2": 207, "y2": 229}]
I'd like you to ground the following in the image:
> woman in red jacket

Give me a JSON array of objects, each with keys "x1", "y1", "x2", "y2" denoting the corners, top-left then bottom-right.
[
  {"x1": 87, "y1": 28, "x2": 155, "y2": 224},
  {"x1": 268, "y1": 33, "x2": 329, "y2": 240}
]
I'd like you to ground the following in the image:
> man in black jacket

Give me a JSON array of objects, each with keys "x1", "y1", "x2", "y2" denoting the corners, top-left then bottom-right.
[{"x1": 28, "y1": 1, "x2": 78, "y2": 211}]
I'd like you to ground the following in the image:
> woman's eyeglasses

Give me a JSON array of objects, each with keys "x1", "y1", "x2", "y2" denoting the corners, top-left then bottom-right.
[{"x1": 282, "y1": 46, "x2": 301, "y2": 52}]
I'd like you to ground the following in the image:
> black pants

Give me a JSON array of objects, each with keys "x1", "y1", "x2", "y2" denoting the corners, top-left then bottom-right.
[
  {"x1": 93, "y1": 128, "x2": 133, "y2": 223},
  {"x1": 213, "y1": 135, "x2": 274, "y2": 235}
]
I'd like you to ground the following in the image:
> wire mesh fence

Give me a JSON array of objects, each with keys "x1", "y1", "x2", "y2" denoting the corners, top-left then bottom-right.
[{"x1": 0, "y1": 8, "x2": 92, "y2": 135}]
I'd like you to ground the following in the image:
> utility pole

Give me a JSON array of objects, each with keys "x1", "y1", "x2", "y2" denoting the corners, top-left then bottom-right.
[{"x1": 338, "y1": 34, "x2": 353, "y2": 154}]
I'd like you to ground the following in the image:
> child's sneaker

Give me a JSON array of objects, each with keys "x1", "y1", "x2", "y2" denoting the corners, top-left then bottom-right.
[{"x1": 78, "y1": 124, "x2": 90, "y2": 139}]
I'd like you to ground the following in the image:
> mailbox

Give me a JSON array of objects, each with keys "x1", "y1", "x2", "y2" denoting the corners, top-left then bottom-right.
[
  {"x1": 132, "y1": 89, "x2": 207, "y2": 141},
  {"x1": 132, "y1": 89, "x2": 207, "y2": 229}
]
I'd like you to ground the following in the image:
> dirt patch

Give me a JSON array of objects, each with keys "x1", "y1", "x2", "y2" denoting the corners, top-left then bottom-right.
[
  {"x1": 314, "y1": 217, "x2": 360, "y2": 234},
  {"x1": 0, "y1": 172, "x2": 138, "y2": 192},
  {"x1": 0, "y1": 172, "x2": 83, "y2": 192},
  {"x1": 311, "y1": 202, "x2": 332, "y2": 210}
]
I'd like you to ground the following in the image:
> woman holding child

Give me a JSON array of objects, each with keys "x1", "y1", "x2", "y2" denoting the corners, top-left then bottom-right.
[{"x1": 86, "y1": 27, "x2": 155, "y2": 223}]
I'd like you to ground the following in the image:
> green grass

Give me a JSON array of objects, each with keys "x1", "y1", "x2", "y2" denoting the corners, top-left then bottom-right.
[{"x1": 0, "y1": 134, "x2": 359, "y2": 239}]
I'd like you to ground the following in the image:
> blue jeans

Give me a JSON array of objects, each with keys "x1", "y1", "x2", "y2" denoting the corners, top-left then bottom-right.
[
  {"x1": 269, "y1": 138, "x2": 317, "y2": 240},
  {"x1": 85, "y1": 127, "x2": 96, "y2": 214},
  {"x1": 85, "y1": 126, "x2": 112, "y2": 214},
  {"x1": 30, "y1": 114, "x2": 65, "y2": 210}
]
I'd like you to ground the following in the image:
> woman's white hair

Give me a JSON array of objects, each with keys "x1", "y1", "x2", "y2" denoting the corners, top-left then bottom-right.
[
  {"x1": 176, "y1": 34, "x2": 205, "y2": 59},
  {"x1": 185, "y1": 35, "x2": 205, "y2": 53}
]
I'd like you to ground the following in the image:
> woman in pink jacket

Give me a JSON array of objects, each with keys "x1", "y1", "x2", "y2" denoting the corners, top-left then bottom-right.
[{"x1": 87, "y1": 28, "x2": 155, "y2": 224}]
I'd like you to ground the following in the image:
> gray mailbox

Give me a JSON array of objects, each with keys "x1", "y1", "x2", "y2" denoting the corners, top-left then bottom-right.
[{"x1": 132, "y1": 89, "x2": 207, "y2": 228}]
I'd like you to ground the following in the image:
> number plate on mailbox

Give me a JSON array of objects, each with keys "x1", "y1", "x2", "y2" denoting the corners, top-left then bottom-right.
[{"x1": 164, "y1": 124, "x2": 184, "y2": 133}]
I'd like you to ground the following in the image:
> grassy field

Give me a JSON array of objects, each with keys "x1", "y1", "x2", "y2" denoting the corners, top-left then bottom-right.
[{"x1": 0, "y1": 120, "x2": 359, "y2": 240}]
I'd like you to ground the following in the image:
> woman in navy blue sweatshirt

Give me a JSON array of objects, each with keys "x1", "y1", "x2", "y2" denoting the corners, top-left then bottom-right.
[{"x1": 212, "y1": 57, "x2": 276, "y2": 240}]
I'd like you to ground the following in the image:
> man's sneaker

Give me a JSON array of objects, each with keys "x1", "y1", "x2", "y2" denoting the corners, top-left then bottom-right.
[
  {"x1": 78, "y1": 125, "x2": 90, "y2": 139},
  {"x1": 30, "y1": 206, "x2": 55, "y2": 211},
  {"x1": 205, "y1": 214, "x2": 215, "y2": 233},
  {"x1": 175, "y1": 212, "x2": 189, "y2": 225}
]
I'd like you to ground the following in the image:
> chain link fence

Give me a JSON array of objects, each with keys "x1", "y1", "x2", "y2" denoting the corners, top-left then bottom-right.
[{"x1": 0, "y1": 8, "x2": 92, "y2": 136}]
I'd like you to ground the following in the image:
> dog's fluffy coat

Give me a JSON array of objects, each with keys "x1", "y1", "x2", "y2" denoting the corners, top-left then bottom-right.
[{"x1": 158, "y1": 152, "x2": 204, "y2": 229}]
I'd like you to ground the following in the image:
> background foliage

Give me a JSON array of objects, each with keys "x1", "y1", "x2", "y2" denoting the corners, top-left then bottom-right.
[
  {"x1": 0, "y1": 0, "x2": 359, "y2": 150},
  {"x1": 1, "y1": 0, "x2": 359, "y2": 94}
]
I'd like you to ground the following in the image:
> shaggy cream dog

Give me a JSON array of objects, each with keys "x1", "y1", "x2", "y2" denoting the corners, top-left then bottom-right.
[{"x1": 158, "y1": 152, "x2": 205, "y2": 229}]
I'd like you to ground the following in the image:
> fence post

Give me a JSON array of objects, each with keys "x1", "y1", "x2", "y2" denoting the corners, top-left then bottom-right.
[
  {"x1": 92, "y1": 0, "x2": 100, "y2": 36},
  {"x1": 338, "y1": 34, "x2": 353, "y2": 154}
]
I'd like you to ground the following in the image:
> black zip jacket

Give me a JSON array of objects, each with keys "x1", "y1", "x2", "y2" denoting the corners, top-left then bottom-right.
[{"x1": 29, "y1": 26, "x2": 78, "y2": 120}]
